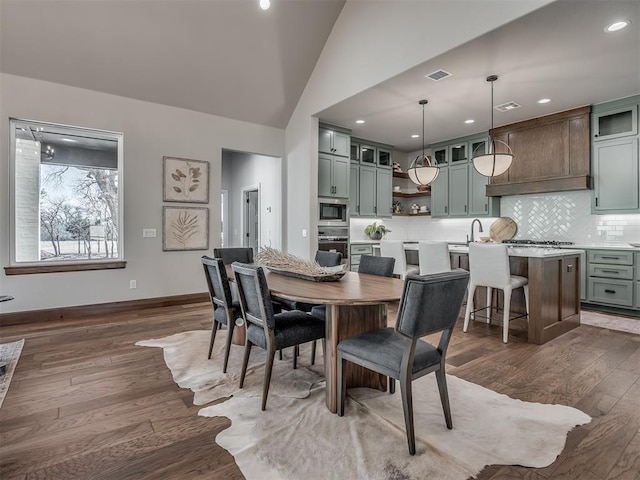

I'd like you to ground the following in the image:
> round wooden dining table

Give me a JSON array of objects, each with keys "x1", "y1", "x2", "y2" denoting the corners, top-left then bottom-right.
[{"x1": 262, "y1": 270, "x2": 405, "y2": 413}]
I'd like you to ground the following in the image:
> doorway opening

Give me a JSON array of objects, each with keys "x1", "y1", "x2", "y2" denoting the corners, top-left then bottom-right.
[{"x1": 243, "y1": 187, "x2": 259, "y2": 252}]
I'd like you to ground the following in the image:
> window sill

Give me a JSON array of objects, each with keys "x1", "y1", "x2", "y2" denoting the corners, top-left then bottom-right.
[{"x1": 4, "y1": 261, "x2": 127, "y2": 275}]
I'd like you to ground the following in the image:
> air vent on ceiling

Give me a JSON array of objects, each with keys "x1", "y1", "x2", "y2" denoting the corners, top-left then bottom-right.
[
  {"x1": 495, "y1": 101, "x2": 521, "y2": 112},
  {"x1": 425, "y1": 69, "x2": 452, "y2": 81}
]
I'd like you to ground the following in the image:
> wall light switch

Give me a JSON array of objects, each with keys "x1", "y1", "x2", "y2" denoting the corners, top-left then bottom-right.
[
  {"x1": 302, "y1": 229, "x2": 308, "y2": 237},
  {"x1": 143, "y1": 228, "x2": 156, "y2": 238}
]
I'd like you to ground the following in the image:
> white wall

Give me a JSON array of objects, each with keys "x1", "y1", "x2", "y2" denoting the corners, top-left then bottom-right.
[
  {"x1": 0, "y1": 74, "x2": 285, "y2": 313},
  {"x1": 221, "y1": 151, "x2": 282, "y2": 250},
  {"x1": 284, "y1": 0, "x2": 554, "y2": 258}
]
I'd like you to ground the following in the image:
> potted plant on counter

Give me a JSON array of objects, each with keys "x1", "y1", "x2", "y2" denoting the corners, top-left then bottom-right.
[{"x1": 364, "y1": 222, "x2": 391, "y2": 241}]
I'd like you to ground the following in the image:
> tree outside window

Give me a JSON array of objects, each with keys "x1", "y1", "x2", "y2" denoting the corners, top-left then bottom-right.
[{"x1": 10, "y1": 119, "x2": 123, "y2": 264}]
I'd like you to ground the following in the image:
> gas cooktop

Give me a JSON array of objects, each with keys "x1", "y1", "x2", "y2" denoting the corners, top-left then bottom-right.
[{"x1": 503, "y1": 239, "x2": 575, "y2": 246}]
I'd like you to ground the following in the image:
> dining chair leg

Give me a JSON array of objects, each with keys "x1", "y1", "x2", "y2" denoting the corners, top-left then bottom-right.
[
  {"x1": 208, "y1": 319, "x2": 219, "y2": 359},
  {"x1": 261, "y1": 349, "x2": 277, "y2": 411},
  {"x1": 435, "y1": 366, "x2": 453, "y2": 429},
  {"x1": 239, "y1": 341, "x2": 253, "y2": 389},
  {"x1": 463, "y1": 284, "x2": 476, "y2": 333},
  {"x1": 293, "y1": 345, "x2": 298, "y2": 370},
  {"x1": 523, "y1": 284, "x2": 530, "y2": 318},
  {"x1": 503, "y1": 287, "x2": 512, "y2": 344},
  {"x1": 222, "y1": 322, "x2": 235, "y2": 373},
  {"x1": 389, "y1": 378, "x2": 395, "y2": 394},
  {"x1": 311, "y1": 340, "x2": 316, "y2": 365},
  {"x1": 400, "y1": 377, "x2": 416, "y2": 455},
  {"x1": 278, "y1": 349, "x2": 283, "y2": 360}
]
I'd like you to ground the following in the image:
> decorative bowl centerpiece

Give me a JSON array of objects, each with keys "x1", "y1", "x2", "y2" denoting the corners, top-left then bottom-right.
[{"x1": 255, "y1": 247, "x2": 347, "y2": 282}]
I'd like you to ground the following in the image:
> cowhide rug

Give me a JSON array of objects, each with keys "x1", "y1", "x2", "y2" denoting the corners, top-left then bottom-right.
[{"x1": 138, "y1": 330, "x2": 590, "y2": 480}]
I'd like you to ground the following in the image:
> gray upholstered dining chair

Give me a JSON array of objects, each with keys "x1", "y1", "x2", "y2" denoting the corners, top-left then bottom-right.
[
  {"x1": 201, "y1": 256, "x2": 244, "y2": 372},
  {"x1": 336, "y1": 269, "x2": 470, "y2": 455},
  {"x1": 309, "y1": 254, "x2": 395, "y2": 364},
  {"x1": 275, "y1": 250, "x2": 342, "y2": 365},
  {"x1": 213, "y1": 247, "x2": 253, "y2": 265},
  {"x1": 310, "y1": 254, "x2": 395, "y2": 321},
  {"x1": 232, "y1": 262, "x2": 326, "y2": 411}
]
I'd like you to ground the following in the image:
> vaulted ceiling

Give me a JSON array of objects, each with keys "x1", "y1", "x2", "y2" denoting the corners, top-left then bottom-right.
[
  {"x1": 2, "y1": 0, "x2": 639, "y2": 152},
  {"x1": 0, "y1": 0, "x2": 345, "y2": 128}
]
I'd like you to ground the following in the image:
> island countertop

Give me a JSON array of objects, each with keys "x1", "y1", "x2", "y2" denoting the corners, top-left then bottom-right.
[{"x1": 372, "y1": 243, "x2": 586, "y2": 258}]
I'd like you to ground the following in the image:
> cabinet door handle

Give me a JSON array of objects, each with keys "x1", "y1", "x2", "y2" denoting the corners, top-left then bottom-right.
[
  {"x1": 601, "y1": 256, "x2": 620, "y2": 260},
  {"x1": 445, "y1": 206, "x2": 448, "y2": 213},
  {"x1": 567, "y1": 264, "x2": 573, "y2": 272},
  {"x1": 485, "y1": 204, "x2": 488, "y2": 212},
  {"x1": 604, "y1": 289, "x2": 616, "y2": 294},
  {"x1": 595, "y1": 197, "x2": 599, "y2": 207},
  {"x1": 464, "y1": 205, "x2": 467, "y2": 213},
  {"x1": 601, "y1": 269, "x2": 620, "y2": 274}
]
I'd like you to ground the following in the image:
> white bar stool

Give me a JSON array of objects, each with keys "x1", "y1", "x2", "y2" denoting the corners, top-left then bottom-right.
[
  {"x1": 418, "y1": 241, "x2": 451, "y2": 275},
  {"x1": 463, "y1": 243, "x2": 529, "y2": 343},
  {"x1": 380, "y1": 240, "x2": 419, "y2": 279}
]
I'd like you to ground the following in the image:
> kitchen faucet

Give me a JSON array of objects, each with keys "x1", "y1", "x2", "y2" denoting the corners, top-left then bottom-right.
[{"x1": 467, "y1": 218, "x2": 484, "y2": 245}]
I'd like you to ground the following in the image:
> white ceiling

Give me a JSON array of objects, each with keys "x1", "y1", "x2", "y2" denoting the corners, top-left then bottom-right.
[
  {"x1": 0, "y1": 0, "x2": 345, "y2": 129},
  {"x1": 1, "y1": 0, "x2": 638, "y2": 149},
  {"x1": 318, "y1": 0, "x2": 640, "y2": 152}
]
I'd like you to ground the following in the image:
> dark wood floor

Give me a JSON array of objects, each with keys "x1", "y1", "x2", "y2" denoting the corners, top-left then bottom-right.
[{"x1": 1, "y1": 302, "x2": 639, "y2": 480}]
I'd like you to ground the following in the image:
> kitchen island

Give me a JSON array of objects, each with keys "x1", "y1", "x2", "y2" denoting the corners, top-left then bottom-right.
[{"x1": 374, "y1": 243, "x2": 584, "y2": 345}]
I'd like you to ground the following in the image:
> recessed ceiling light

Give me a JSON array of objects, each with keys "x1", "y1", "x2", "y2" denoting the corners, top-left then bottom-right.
[
  {"x1": 464, "y1": 119, "x2": 475, "y2": 124},
  {"x1": 259, "y1": 0, "x2": 270, "y2": 10},
  {"x1": 605, "y1": 20, "x2": 630, "y2": 32},
  {"x1": 537, "y1": 98, "x2": 551, "y2": 104},
  {"x1": 411, "y1": 134, "x2": 420, "y2": 138},
  {"x1": 355, "y1": 120, "x2": 365, "y2": 124}
]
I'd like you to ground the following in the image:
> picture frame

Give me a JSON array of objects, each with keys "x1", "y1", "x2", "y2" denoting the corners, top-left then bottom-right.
[
  {"x1": 162, "y1": 206, "x2": 209, "y2": 251},
  {"x1": 163, "y1": 156, "x2": 209, "y2": 203}
]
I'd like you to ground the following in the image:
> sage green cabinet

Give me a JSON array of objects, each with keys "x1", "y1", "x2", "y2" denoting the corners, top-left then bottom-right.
[
  {"x1": 592, "y1": 137, "x2": 639, "y2": 213},
  {"x1": 592, "y1": 104, "x2": 638, "y2": 142},
  {"x1": 359, "y1": 144, "x2": 376, "y2": 165},
  {"x1": 591, "y1": 96, "x2": 640, "y2": 214},
  {"x1": 357, "y1": 165, "x2": 377, "y2": 216},
  {"x1": 585, "y1": 249, "x2": 637, "y2": 309},
  {"x1": 349, "y1": 164, "x2": 360, "y2": 214},
  {"x1": 319, "y1": 127, "x2": 350, "y2": 157},
  {"x1": 318, "y1": 153, "x2": 349, "y2": 198},
  {"x1": 376, "y1": 168, "x2": 392, "y2": 216},
  {"x1": 350, "y1": 164, "x2": 391, "y2": 218},
  {"x1": 431, "y1": 167, "x2": 449, "y2": 216},
  {"x1": 449, "y1": 164, "x2": 469, "y2": 215},
  {"x1": 430, "y1": 133, "x2": 499, "y2": 218},
  {"x1": 377, "y1": 148, "x2": 393, "y2": 168}
]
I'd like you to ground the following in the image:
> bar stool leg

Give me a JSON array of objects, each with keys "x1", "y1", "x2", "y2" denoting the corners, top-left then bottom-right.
[
  {"x1": 463, "y1": 283, "x2": 476, "y2": 332},
  {"x1": 486, "y1": 287, "x2": 492, "y2": 324},
  {"x1": 502, "y1": 287, "x2": 512, "y2": 343}
]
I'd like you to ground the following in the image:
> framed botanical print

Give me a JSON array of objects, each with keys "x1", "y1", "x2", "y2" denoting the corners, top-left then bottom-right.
[
  {"x1": 163, "y1": 157, "x2": 209, "y2": 203},
  {"x1": 162, "y1": 206, "x2": 209, "y2": 251}
]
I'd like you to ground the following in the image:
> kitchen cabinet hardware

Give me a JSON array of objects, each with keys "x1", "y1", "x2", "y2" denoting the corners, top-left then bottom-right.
[{"x1": 604, "y1": 289, "x2": 616, "y2": 294}]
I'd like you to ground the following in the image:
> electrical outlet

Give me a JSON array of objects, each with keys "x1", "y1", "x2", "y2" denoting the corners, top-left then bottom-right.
[
  {"x1": 143, "y1": 228, "x2": 156, "y2": 238},
  {"x1": 130, "y1": 280, "x2": 137, "y2": 289},
  {"x1": 302, "y1": 229, "x2": 308, "y2": 237}
]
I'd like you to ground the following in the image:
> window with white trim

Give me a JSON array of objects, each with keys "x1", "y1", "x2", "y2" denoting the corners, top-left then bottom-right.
[{"x1": 9, "y1": 119, "x2": 124, "y2": 267}]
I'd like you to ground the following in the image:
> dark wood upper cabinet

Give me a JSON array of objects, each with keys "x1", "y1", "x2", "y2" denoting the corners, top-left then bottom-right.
[{"x1": 486, "y1": 106, "x2": 591, "y2": 196}]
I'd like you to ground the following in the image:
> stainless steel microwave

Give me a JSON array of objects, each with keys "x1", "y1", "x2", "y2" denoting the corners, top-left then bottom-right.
[{"x1": 318, "y1": 198, "x2": 349, "y2": 226}]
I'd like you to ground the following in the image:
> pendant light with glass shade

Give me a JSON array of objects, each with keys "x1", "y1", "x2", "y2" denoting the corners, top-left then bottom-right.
[
  {"x1": 471, "y1": 75, "x2": 514, "y2": 177},
  {"x1": 407, "y1": 100, "x2": 439, "y2": 186}
]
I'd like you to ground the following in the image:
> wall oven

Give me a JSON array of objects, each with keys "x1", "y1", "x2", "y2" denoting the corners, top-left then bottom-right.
[
  {"x1": 317, "y1": 226, "x2": 349, "y2": 262},
  {"x1": 318, "y1": 198, "x2": 349, "y2": 226}
]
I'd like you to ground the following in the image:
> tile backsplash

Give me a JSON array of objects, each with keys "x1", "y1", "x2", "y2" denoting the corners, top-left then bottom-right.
[{"x1": 350, "y1": 190, "x2": 640, "y2": 246}]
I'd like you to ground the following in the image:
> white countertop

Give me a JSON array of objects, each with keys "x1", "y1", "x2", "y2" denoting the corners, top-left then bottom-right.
[
  {"x1": 355, "y1": 240, "x2": 640, "y2": 252},
  {"x1": 369, "y1": 242, "x2": 587, "y2": 258}
]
